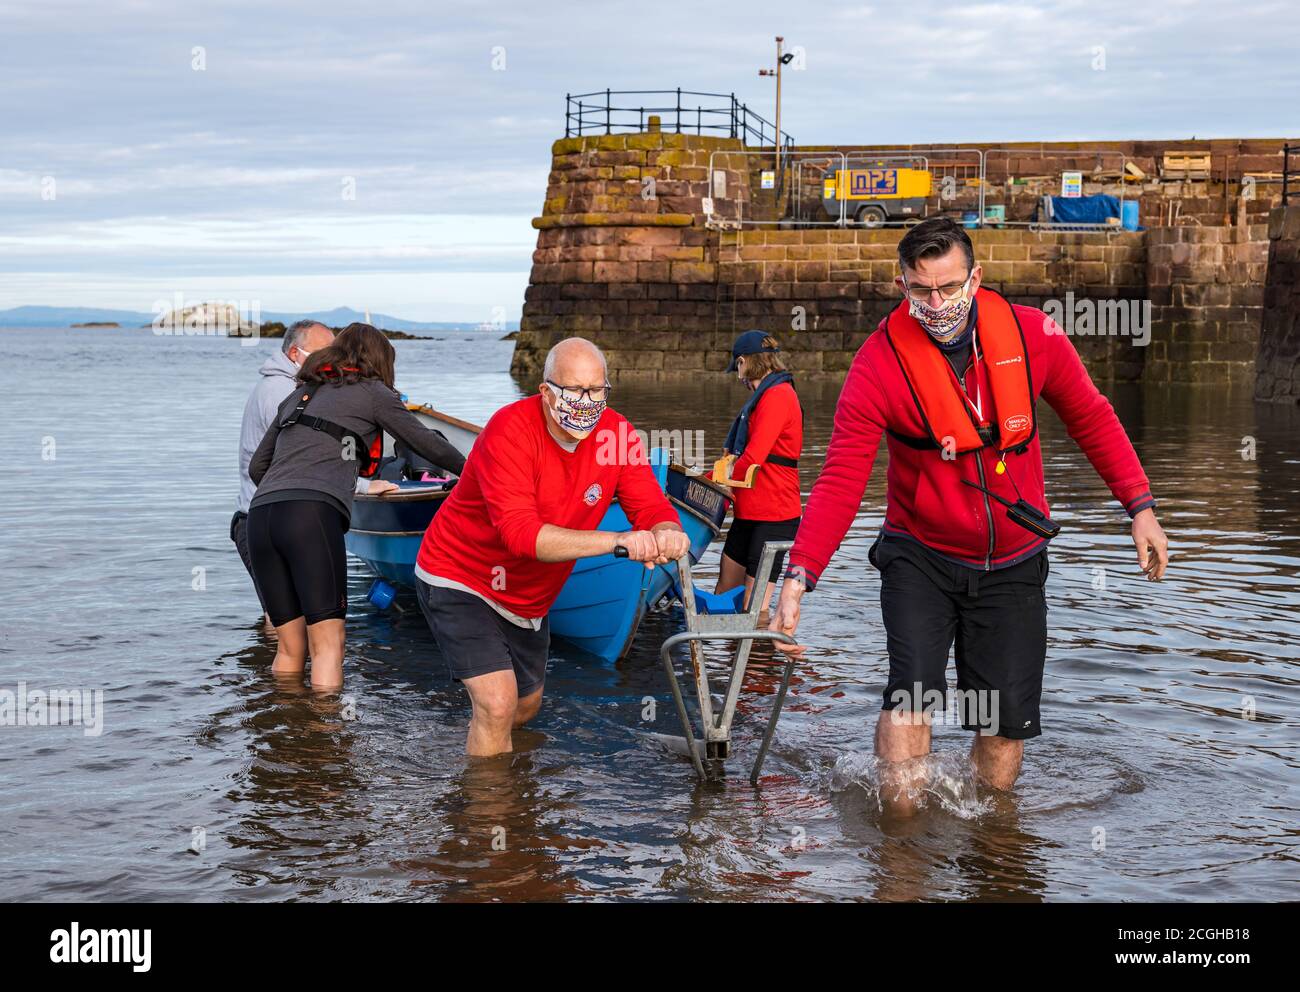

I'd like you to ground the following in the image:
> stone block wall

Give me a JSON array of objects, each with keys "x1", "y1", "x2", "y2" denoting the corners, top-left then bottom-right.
[
  {"x1": 1255, "y1": 205, "x2": 1300, "y2": 402},
  {"x1": 709, "y1": 228, "x2": 1147, "y2": 380},
  {"x1": 1145, "y1": 225, "x2": 1270, "y2": 384},
  {"x1": 519, "y1": 131, "x2": 748, "y2": 378},
  {"x1": 514, "y1": 131, "x2": 1276, "y2": 386}
]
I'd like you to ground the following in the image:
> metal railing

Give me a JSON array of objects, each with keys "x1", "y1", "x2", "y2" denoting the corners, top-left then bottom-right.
[
  {"x1": 1285, "y1": 143, "x2": 1297, "y2": 205},
  {"x1": 697, "y1": 143, "x2": 1148, "y2": 231},
  {"x1": 706, "y1": 150, "x2": 848, "y2": 227},
  {"x1": 981, "y1": 148, "x2": 1130, "y2": 230},
  {"x1": 564, "y1": 89, "x2": 794, "y2": 150},
  {"x1": 790, "y1": 153, "x2": 852, "y2": 226},
  {"x1": 834, "y1": 148, "x2": 984, "y2": 228}
]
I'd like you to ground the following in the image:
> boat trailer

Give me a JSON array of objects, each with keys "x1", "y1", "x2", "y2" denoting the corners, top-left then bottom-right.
[{"x1": 651, "y1": 541, "x2": 799, "y2": 785}]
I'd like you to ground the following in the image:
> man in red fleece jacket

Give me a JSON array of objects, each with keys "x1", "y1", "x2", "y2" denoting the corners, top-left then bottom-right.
[
  {"x1": 415, "y1": 337, "x2": 690, "y2": 757},
  {"x1": 770, "y1": 218, "x2": 1169, "y2": 812}
]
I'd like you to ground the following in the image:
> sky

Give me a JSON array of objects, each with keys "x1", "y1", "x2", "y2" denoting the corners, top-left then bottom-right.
[{"x1": 2, "y1": 0, "x2": 1297, "y2": 322}]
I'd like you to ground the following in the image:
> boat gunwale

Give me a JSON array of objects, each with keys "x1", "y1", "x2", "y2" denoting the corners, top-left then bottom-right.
[
  {"x1": 667, "y1": 461, "x2": 731, "y2": 502},
  {"x1": 405, "y1": 402, "x2": 483, "y2": 437},
  {"x1": 351, "y1": 492, "x2": 717, "y2": 540},
  {"x1": 354, "y1": 487, "x2": 453, "y2": 504},
  {"x1": 347, "y1": 528, "x2": 432, "y2": 537}
]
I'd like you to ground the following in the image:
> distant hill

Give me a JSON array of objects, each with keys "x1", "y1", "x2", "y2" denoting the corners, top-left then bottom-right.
[
  {"x1": 0, "y1": 304, "x2": 519, "y2": 332},
  {"x1": 0, "y1": 306, "x2": 158, "y2": 327}
]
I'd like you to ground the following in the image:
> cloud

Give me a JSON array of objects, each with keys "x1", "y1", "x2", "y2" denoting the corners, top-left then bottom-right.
[{"x1": 1, "y1": 0, "x2": 1297, "y2": 315}]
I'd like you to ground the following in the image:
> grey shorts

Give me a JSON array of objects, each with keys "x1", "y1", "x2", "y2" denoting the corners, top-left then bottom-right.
[{"x1": 415, "y1": 579, "x2": 550, "y2": 696}]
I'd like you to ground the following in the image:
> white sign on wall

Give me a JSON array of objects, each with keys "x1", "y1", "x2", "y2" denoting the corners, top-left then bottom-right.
[
  {"x1": 760, "y1": 170, "x2": 775, "y2": 190},
  {"x1": 1061, "y1": 171, "x2": 1083, "y2": 198}
]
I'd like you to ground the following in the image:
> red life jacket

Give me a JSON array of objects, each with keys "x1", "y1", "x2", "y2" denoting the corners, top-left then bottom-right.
[
  {"x1": 884, "y1": 287, "x2": 1036, "y2": 456},
  {"x1": 280, "y1": 367, "x2": 384, "y2": 477}
]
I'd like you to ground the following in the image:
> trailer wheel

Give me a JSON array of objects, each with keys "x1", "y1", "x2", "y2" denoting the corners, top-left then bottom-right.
[{"x1": 857, "y1": 205, "x2": 887, "y2": 228}]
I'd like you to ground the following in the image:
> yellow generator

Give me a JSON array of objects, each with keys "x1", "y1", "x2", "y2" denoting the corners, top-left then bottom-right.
[{"x1": 822, "y1": 167, "x2": 932, "y2": 226}]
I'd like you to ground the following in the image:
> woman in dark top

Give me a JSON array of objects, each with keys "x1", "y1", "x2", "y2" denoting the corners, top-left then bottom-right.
[{"x1": 248, "y1": 323, "x2": 465, "y2": 690}]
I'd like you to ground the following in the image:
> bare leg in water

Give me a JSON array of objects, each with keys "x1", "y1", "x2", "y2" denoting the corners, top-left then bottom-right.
[
  {"x1": 305, "y1": 618, "x2": 345, "y2": 691},
  {"x1": 970, "y1": 734, "x2": 1023, "y2": 790},
  {"x1": 271, "y1": 617, "x2": 307, "y2": 678},
  {"x1": 715, "y1": 553, "x2": 776, "y2": 617},
  {"x1": 270, "y1": 616, "x2": 345, "y2": 691},
  {"x1": 876, "y1": 712, "x2": 1026, "y2": 816},
  {"x1": 461, "y1": 671, "x2": 545, "y2": 756},
  {"x1": 875, "y1": 710, "x2": 931, "y2": 818}
]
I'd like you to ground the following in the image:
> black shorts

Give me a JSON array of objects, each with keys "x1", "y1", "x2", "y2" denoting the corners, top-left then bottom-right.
[
  {"x1": 871, "y1": 535, "x2": 1048, "y2": 740},
  {"x1": 722, "y1": 516, "x2": 800, "y2": 580},
  {"x1": 415, "y1": 579, "x2": 550, "y2": 697},
  {"x1": 229, "y1": 510, "x2": 266, "y2": 611},
  {"x1": 246, "y1": 499, "x2": 349, "y2": 627}
]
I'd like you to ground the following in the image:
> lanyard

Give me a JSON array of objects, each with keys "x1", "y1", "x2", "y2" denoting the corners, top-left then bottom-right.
[{"x1": 954, "y1": 328, "x2": 986, "y2": 426}]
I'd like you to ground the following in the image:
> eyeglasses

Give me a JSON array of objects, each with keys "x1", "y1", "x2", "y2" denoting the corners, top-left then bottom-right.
[
  {"x1": 546, "y1": 380, "x2": 611, "y2": 404},
  {"x1": 903, "y1": 273, "x2": 972, "y2": 302}
]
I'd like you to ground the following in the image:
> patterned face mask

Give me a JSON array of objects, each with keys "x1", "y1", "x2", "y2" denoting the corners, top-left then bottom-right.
[
  {"x1": 544, "y1": 382, "x2": 606, "y2": 438},
  {"x1": 908, "y1": 277, "x2": 973, "y2": 342}
]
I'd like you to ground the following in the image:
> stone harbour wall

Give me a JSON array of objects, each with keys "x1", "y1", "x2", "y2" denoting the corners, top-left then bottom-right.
[
  {"x1": 1255, "y1": 205, "x2": 1300, "y2": 403},
  {"x1": 513, "y1": 131, "x2": 1278, "y2": 387},
  {"x1": 1146, "y1": 224, "x2": 1269, "y2": 385}
]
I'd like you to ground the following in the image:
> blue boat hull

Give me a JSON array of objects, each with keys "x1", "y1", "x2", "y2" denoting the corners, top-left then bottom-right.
[
  {"x1": 345, "y1": 450, "x2": 729, "y2": 662},
  {"x1": 547, "y1": 498, "x2": 717, "y2": 661}
]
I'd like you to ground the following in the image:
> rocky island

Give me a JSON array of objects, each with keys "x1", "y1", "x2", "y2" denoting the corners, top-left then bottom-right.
[{"x1": 147, "y1": 302, "x2": 430, "y2": 340}]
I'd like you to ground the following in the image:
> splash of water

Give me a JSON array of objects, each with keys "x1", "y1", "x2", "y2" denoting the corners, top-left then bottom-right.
[{"x1": 829, "y1": 750, "x2": 993, "y2": 819}]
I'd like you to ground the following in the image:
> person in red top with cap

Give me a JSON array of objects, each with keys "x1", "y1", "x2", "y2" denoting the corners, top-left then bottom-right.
[
  {"x1": 713, "y1": 331, "x2": 803, "y2": 613},
  {"x1": 767, "y1": 217, "x2": 1169, "y2": 814},
  {"x1": 414, "y1": 337, "x2": 691, "y2": 757}
]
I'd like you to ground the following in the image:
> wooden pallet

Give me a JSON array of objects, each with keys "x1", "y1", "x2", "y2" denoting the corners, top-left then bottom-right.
[{"x1": 1162, "y1": 151, "x2": 1212, "y2": 180}]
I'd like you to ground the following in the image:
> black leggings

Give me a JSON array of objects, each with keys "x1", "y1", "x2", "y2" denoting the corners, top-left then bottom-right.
[{"x1": 246, "y1": 499, "x2": 348, "y2": 627}]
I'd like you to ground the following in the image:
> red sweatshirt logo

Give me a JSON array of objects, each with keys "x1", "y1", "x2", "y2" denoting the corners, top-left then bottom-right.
[{"x1": 583, "y1": 483, "x2": 603, "y2": 506}]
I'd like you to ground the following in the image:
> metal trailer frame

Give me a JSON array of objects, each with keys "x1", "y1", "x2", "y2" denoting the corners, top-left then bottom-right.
[{"x1": 656, "y1": 541, "x2": 798, "y2": 785}]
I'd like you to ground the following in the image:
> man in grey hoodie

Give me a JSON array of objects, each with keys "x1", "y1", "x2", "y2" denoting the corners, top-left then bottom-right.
[{"x1": 231, "y1": 320, "x2": 393, "y2": 626}]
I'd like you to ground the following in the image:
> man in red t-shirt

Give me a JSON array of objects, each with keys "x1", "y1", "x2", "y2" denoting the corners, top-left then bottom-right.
[{"x1": 414, "y1": 337, "x2": 691, "y2": 756}]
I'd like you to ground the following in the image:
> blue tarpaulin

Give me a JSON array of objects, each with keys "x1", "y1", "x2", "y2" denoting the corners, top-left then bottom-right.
[{"x1": 1047, "y1": 193, "x2": 1120, "y2": 224}]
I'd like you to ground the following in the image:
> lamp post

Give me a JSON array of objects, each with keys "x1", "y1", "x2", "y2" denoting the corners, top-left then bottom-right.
[{"x1": 759, "y1": 36, "x2": 795, "y2": 200}]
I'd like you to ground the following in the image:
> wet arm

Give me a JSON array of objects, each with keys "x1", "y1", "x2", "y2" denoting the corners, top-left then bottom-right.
[
  {"x1": 372, "y1": 388, "x2": 467, "y2": 476},
  {"x1": 786, "y1": 355, "x2": 889, "y2": 589}
]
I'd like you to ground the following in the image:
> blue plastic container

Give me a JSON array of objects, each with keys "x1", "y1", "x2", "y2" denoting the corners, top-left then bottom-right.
[
  {"x1": 1121, "y1": 200, "x2": 1140, "y2": 231},
  {"x1": 367, "y1": 578, "x2": 397, "y2": 610},
  {"x1": 962, "y1": 211, "x2": 979, "y2": 229}
]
